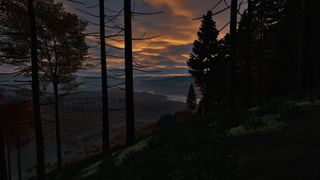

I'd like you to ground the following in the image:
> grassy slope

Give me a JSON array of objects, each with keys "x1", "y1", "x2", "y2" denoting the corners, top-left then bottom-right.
[
  {"x1": 48, "y1": 116, "x2": 235, "y2": 180},
  {"x1": 46, "y1": 89, "x2": 320, "y2": 180}
]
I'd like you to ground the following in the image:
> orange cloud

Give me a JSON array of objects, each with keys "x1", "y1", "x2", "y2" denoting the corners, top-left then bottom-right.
[{"x1": 57, "y1": 0, "x2": 235, "y2": 75}]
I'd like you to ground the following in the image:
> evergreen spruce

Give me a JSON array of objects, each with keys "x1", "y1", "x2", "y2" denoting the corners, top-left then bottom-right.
[
  {"x1": 187, "y1": 11, "x2": 228, "y2": 112},
  {"x1": 186, "y1": 83, "x2": 197, "y2": 111}
]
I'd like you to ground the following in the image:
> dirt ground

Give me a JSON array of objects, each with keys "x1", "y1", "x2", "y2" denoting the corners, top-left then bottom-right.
[{"x1": 234, "y1": 106, "x2": 320, "y2": 180}]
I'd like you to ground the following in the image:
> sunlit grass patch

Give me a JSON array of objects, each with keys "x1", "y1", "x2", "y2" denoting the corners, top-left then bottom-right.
[
  {"x1": 229, "y1": 114, "x2": 287, "y2": 137},
  {"x1": 113, "y1": 138, "x2": 149, "y2": 166}
]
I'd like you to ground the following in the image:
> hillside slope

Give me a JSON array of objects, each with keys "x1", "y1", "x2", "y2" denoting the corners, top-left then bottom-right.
[
  {"x1": 46, "y1": 93, "x2": 320, "y2": 180},
  {"x1": 234, "y1": 106, "x2": 320, "y2": 180}
]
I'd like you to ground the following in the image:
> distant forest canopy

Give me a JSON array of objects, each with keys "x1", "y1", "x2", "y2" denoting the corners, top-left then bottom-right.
[{"x1": 188, "y1": 0, "x2": 319, "y2": 112}]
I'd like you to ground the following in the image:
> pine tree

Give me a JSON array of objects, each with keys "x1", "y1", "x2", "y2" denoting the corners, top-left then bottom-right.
[
  {"x1": 186, "y1": 83, "x2": 197, "y2": 111},
  {"x1": 187, "y1": 11, "x2": 228, "y2": 112}
]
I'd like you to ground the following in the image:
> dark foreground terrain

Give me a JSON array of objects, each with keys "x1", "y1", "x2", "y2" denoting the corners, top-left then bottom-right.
[
  {"x1": 46, "y1": 91, "x2": 320, "y2": 180},
  {"x1": 235, "y1": 106, "x2": 320, "y2": 180}
]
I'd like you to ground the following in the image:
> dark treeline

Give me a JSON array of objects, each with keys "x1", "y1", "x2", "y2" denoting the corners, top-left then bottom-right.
[{"x1": 188, "y1": 0, "x2": 319, "y2": 113}]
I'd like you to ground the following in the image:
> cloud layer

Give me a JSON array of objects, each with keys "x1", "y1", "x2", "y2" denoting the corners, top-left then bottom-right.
[{"x1": 57, "y1": 0, "x2": 235, "y2": 76}]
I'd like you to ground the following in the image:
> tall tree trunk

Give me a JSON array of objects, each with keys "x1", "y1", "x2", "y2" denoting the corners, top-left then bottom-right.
[
  {"x1": 0, "y1": 124, "x2": 7, "y2": 180},
  {"x1": 99, "y1": 0, "x2": 109, "y2": 151},
  {"x1": 124, "y1": 0, "x2": 135, "y2": 146},
  {"x1": 28, "y1": 0, "x2": 45, "y2": 178},
  {"x1": 228, "y1": 0, "x2": 238, "y2": 108},
  {"x1": 6, "y1": 144, "x2": 11, "y2": 180},
  {"x1": 257, "y1": 3, "x2": 264, "y2": 102},
  {"x1": 53, "y1": 82, "x2": 62, "y2": 168},
  {"x1": 245, "y1": 0, "x2": 253, "y2": 107},
  {"x1": 297, "y1": 0, "x2": 309, "y2": 89},
  {"x1": 258, "y1": 48, "x2": 262, "y2": 101},
  {"x1": 16, "y1": 137, "x2": 22, "y2": 180}
]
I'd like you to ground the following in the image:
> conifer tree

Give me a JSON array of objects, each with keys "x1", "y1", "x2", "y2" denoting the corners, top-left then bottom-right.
[
  {"x1": 186, "y1": 83, "x2": 197, "y2": 111},
  {"x1": 187, "y1": 11, "x2": 228, "y2": 112}
]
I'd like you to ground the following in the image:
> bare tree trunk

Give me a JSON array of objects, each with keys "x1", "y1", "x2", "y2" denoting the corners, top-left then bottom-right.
[
  {"x1": 228, "y1": 0, "x2": 238, "y2": 108},
  {"x1": 6, "y1": 144, "x2": 11, "y2": 180},
  {"x1": 16, "y1": 137, "x2": 22, "y2": 180},
  {"x1": 124, "y1": 0, "x2": 135, "y2": 146},
  {"x1": 245, "y1": 0, "x2": 253, "y2": 107},
  {"x1": 0, "y1": 124, "x2": 7, "y2": 180},
  {"x1": 297, "y1": 0, "x2": 307, "y2": 90},
  {"x1": 258, "y1": 3, "x2": 264, "y2": 102},
  {"x1": 258, "y1": 50, "x2": 262, "y2": 101},
  {"x1": 28, "y1": 0, "x2": 45, "y2": 178},
  {"x1": 53, "y1": 82, "x2": 62, "y2": 168},
  {"x1": 99, "y1": 0, "x2": 110, "y2": 151}
]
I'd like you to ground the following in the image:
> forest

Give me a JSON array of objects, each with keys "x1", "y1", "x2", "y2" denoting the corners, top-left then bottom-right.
[{"x1": 1, "y1": 0, "x2": 320, "y2": 179}]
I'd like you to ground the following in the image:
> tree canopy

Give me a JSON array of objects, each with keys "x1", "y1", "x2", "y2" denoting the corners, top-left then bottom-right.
[
  {"x1": 1, "y1": 0, "x2": 88, "y2": 93},
  {"x1": 187, "y1": 11, "x2": 229, "y2": 112}
]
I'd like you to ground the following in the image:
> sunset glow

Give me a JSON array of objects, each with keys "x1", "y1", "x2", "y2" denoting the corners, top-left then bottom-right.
[{"x1": 55, "y1": 0, "x2": 232, "y2": 75}]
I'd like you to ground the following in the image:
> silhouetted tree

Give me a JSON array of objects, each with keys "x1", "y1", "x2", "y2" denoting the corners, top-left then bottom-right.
[
  {"x1": 198, "y1": 0, "x2": 319, "y2": 107},
  {"x1": 0, "y1": 89, "x2": 7, "y2": 179},
  {"x1": 124, "y1": 0, "x2": 135, "y2": 146},
  {"x1": 186, "y1": 83, "x2": 197, "y2": 111},
  {"x1": 304, "y1": 0, "x2": 320, "y2": 88},
  {"x1": 16, "y1": 138, "x2": 21, "y2": 180},
  {"x1": 235, "y1": 0, "x2": 287, "y2": 101},
  {"x1": 37, "y1": 3, "x2": 88, "y2": 168},
  {"x1": 1, "y1": 0, "x2": 88, "y2": 168},
  {"x1": 228, "y1": 0, "x2": 238, "y2": 108},
  {"x1": 99, "y1": 0, "x2": 110, "y2": 152},
  {"x1": 296, "y1": 0, "x2": 317, "y2": 90},
  {"x1": 188, "y1": 11, "x2": 228, "y2": 112},
  {"x1": 28, "y1": 0, "x2": 45, "y2": 178},
  {"x1": 0, "y1": 111, "x2": 7, "y2": 180},
  {"x1": 243, "y1": 0, "x2": 253, "y2": 106},
  {"x1": 0, "y1": 101, "x2": 33, "y2": 180},
  {"x1": 6, "y1": 143, "x2": 11, "y2": 180}
]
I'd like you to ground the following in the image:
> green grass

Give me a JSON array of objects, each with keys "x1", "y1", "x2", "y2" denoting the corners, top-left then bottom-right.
[
  {"x1": 229, "y1": 114, "x2": 287, "y2": 137},
  {"x1": 46, "y1": 153, "x2": 105, "y2": 180},
  {"x1": 226, "y1": 88, "x2": 320, "y2": 137}
]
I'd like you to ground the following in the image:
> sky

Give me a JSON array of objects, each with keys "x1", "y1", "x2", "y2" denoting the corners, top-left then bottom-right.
[{"x1": 54, "y1": 0, "x2": 240, "y2": 77}]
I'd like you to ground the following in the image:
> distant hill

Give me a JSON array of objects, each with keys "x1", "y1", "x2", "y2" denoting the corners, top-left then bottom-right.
[
  {"x1": 0, "y1": 74, "x2": 199, "y2": 102},
  {"x1": 136, "y1": 76, "x2": 195, "y2": 96}
]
